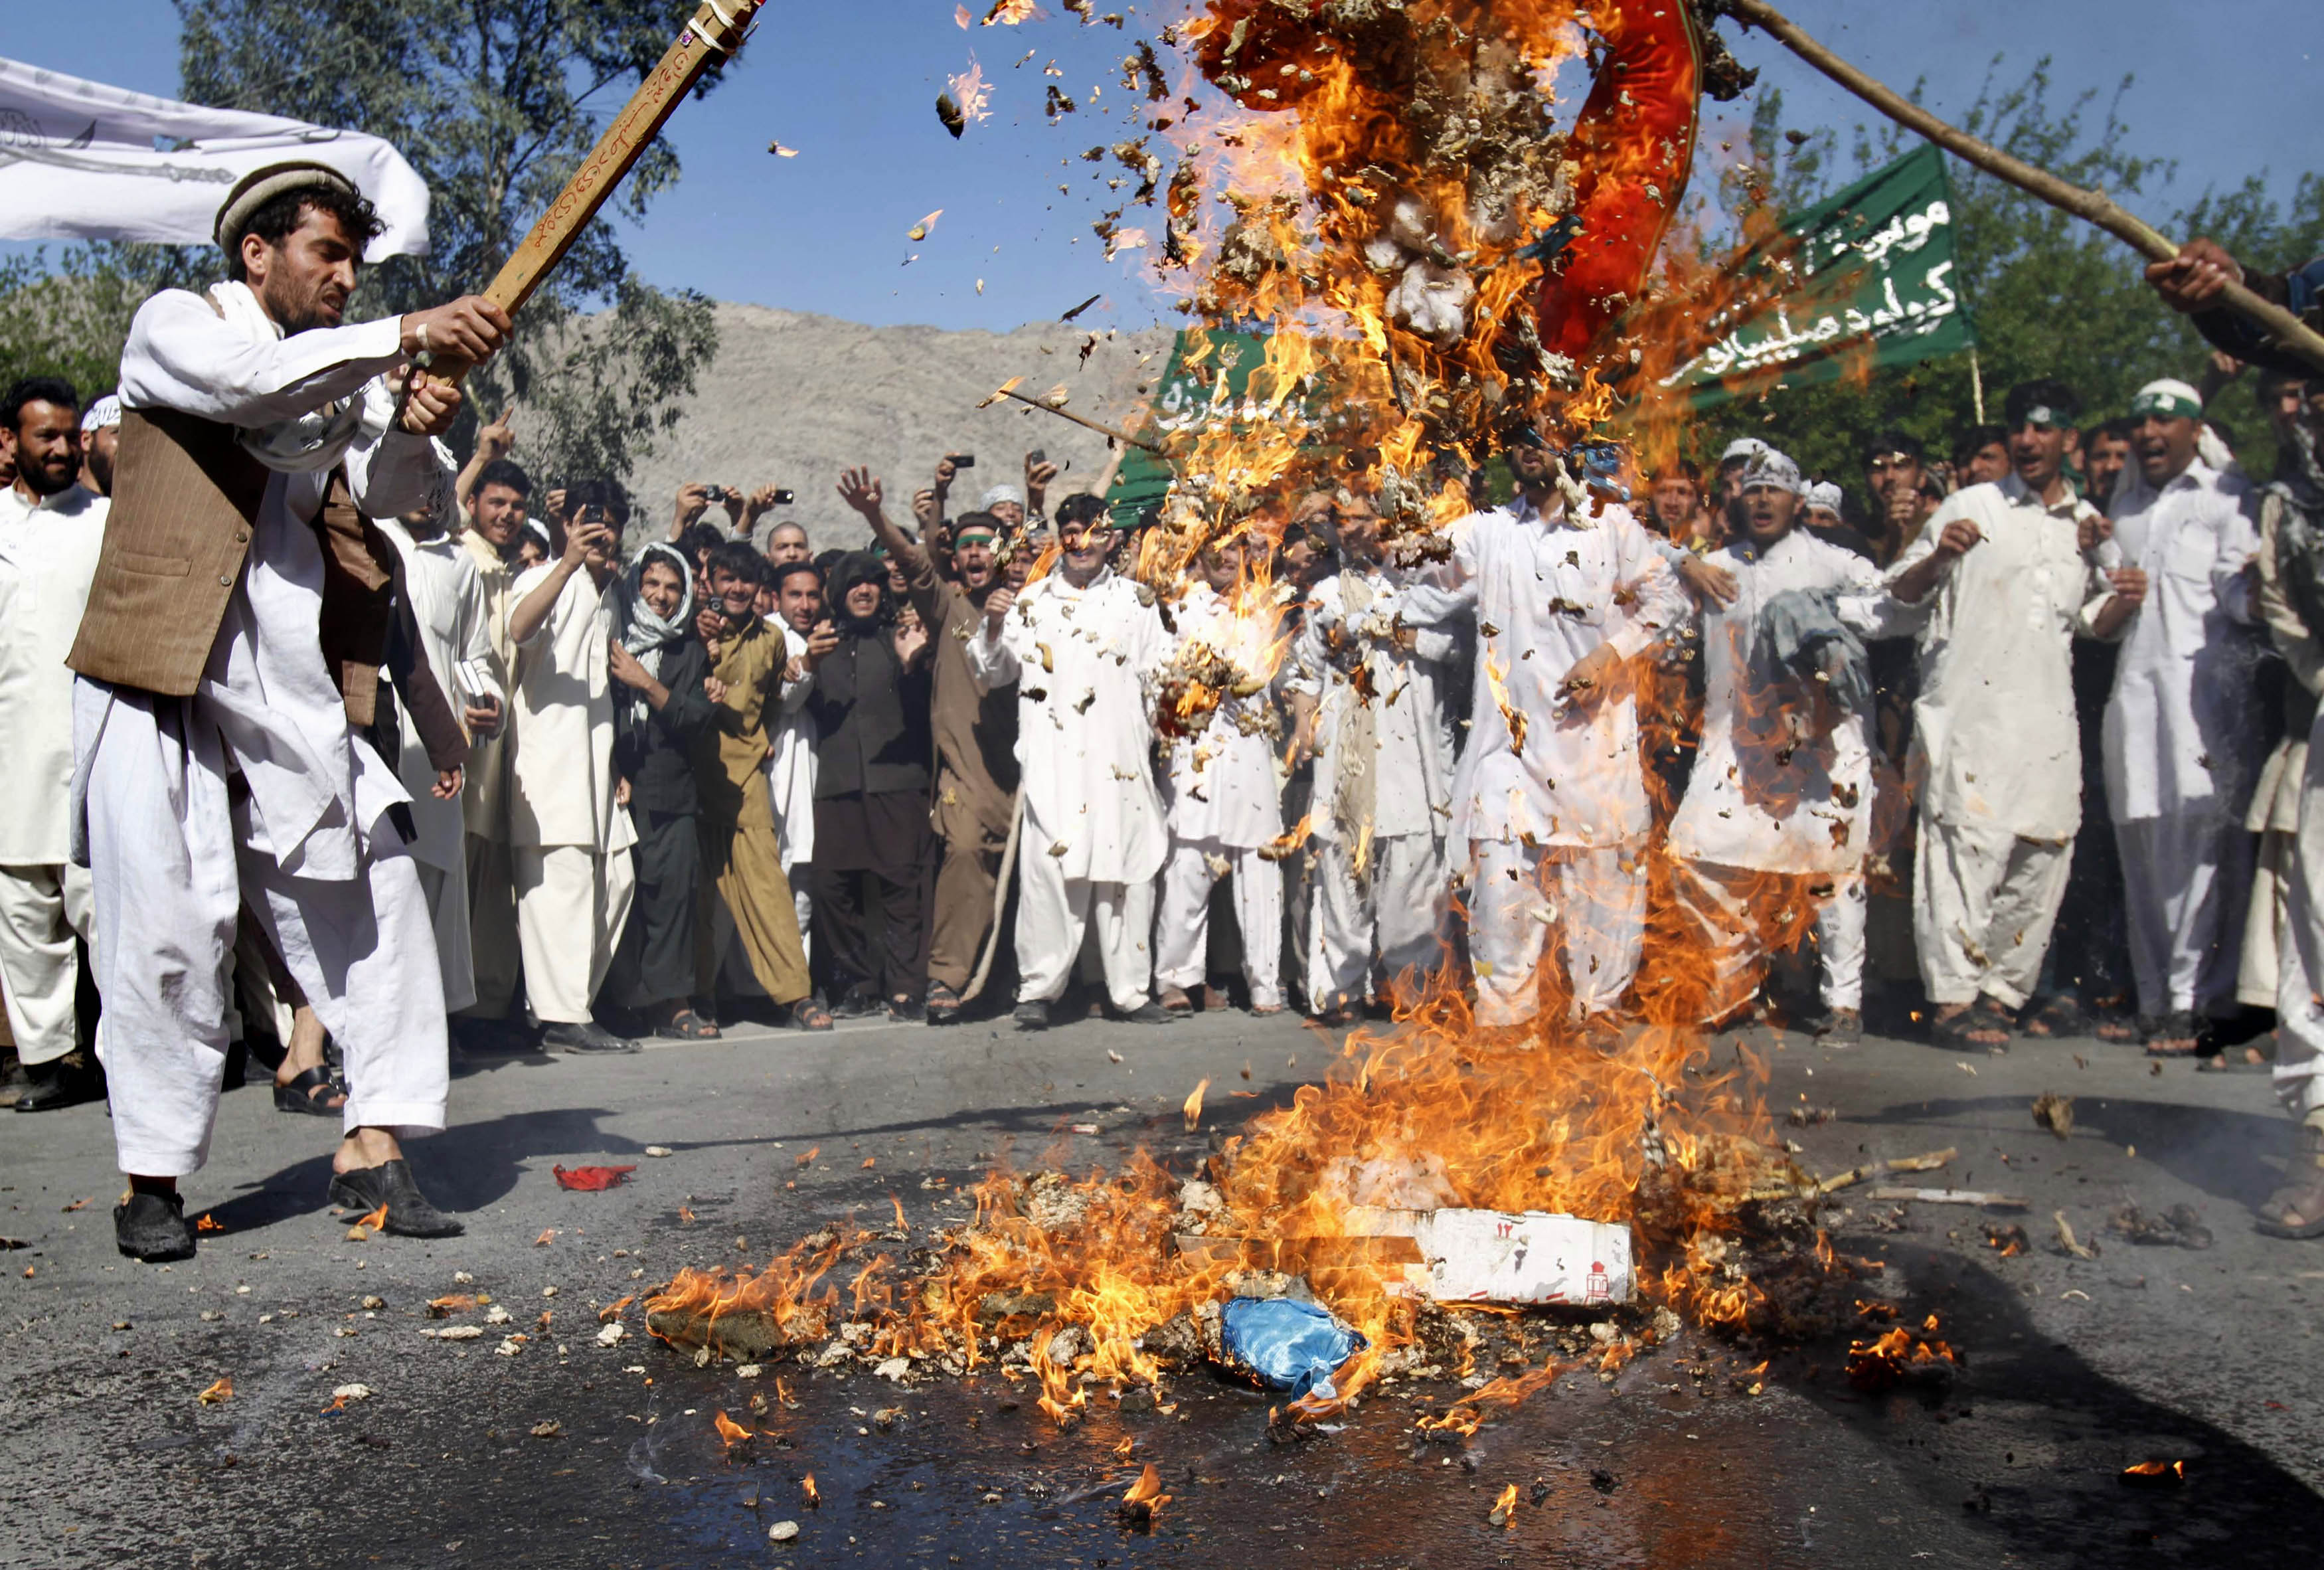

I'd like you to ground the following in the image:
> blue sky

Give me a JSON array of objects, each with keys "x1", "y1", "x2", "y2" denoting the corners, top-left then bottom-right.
[{"x1": 0, "y1": 1, "x2": 2309, "y2": 334}]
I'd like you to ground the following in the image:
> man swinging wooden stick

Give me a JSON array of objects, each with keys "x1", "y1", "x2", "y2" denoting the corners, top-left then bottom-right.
[{"x1": 83, "y1": 0, "x2": 766, "y2": 1263}]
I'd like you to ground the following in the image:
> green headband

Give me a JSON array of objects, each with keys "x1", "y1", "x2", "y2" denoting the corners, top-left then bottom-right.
[{"x1": 2129, "y1": 383, "x2": 2202, "y2": 420}]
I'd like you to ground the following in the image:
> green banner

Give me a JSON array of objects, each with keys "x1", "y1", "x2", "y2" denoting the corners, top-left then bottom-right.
[
  {"x1": 1103, "y1": 328, "x2": 1280, "y2": 527},
  {"x1": 1661, "y1": 143, "x2": 1976, "y2": 408}
]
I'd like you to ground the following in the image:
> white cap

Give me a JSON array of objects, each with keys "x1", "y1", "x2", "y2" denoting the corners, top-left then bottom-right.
[
  {"x1": 1740, "y1": 448, "x2": 1806, "y2": 497},
  {"x1": 1720, "y1": 436, "x2": 1771, "y2": 466},
  {"x1": 980, "y1": 483, "x2": 1026, "y2": 511},
  {"x1": 80, "y1": 394, "x2": 121, "y2": 433},
  {"x1": 1804, "y1": 480, "x2": 1844, "y2": 516}
]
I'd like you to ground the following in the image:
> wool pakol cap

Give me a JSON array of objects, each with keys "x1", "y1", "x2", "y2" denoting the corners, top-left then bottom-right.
[
  {"x1": 214, "y1": 161, "x2": 359, "y2": 250},
  {"x1": 2130, "y1": 379, "x2": 2204, "y2": 420},
  {"x1": 1740, "y1": 448, "x2": 1806, "y2": 497}
]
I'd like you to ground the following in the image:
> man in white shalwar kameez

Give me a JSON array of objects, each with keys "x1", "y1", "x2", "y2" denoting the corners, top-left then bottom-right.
[
  {"x1": 454, "y1": 456, "x2": 527, "y2": 1036},
  {"x1": 1284, "y1": 493, "x2": 1457, "y2": 1019},
  {"x1": 1667, "y1": 451, "x2": 1897, "y2": 1033},
  {"x1": 1408, "y1": 430, "x2": 1686, "y2": 1029},
  {"x1": 1153, "y1": 530, "x2": 1289, "y2": 1014},
  {"x1": 0, "y1": 379, "x2": 107, "y2": 1112},
  {"x1": 378, "y1": 470, "x2": 505, "y2": 1015},
  {"x1": 507, "y1": 483, "x2": 637, "y2": 1052},
  {"x1": 1885, "y1": 380, "x2": 2113, "y2": 1045},
  {"x1": 2084, "y1": 379, "x2": 2266, "y2": 1050},
  {"x1": 767, "y1": 559, "x2": 827, "y2": 969},
  {"x1": 967, "y1": 506, "x2": 1175, "y2": 1027},
  {"x1": 68, "y1": 164, "x2": 511, "y2": 1259}
]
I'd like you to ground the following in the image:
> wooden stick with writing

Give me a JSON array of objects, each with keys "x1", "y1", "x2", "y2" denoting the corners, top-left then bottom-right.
[{"x1": 440, "y1": 0, "x2": 764, "y2": 377}]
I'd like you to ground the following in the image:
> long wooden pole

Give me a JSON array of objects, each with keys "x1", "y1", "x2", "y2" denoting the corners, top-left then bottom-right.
[
  {"x1": 440, "y1": 0, "x2": 764, "y2": 376},
  {"x1": 1722, "y1": 0, "x2": 2324, "y2": 375},
  {"x1": 981, "y1": 377, "x2": 1167, "y2": 454}
]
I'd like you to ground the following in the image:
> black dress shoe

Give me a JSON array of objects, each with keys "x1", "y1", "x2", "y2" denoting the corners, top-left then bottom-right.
[
  {"x1": 115, "y1": 1192, "x2": 197, "y2": 1261},
  {"x1": 831, "y1": 990, "x2": 880, "y2": 1020},
  {"x1": 539, "y1": 1020, "x2": 639, "y2": 1055},
  {"x1": 1013, "y1": 1000, "x2": 1050, "y2": 1030},
  {"x1": 15, "y1": 1059, "x2": 100, "y2": 1112},
  {"x1": 329, "y1": 1160, "x2": 465, "y2": 1238}
]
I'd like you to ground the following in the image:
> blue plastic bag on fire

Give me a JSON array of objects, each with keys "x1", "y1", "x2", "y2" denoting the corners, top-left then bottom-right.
[{"x1": 1218, "y1": 1297, "x2": 1366, "y2": 1401}]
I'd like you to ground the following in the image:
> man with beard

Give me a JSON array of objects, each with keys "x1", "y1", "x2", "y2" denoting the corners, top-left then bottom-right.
[
  {"x1": 1285, "y1": 489, "x2": 1458, "y2": 1021},
  {"x1": 693, "y1": 542, "x2": 825, "y2": 1029},
  {"x1": 1886, "y1": 380, "x2": 2111, "y2": 1048},
  {"x1": 2082, "y1": 379, "x2": 2264, "y2": 1055},
  {"x1": 799, "y1": 537, "x2": 936, "y2": 1018},
  {"x1": 839, "y1": 471, "x2": 1017, "y2": 1023},
  {"x1": 78, "y1": 394, "x2": 120, "y2": 497},
  {"x1": 71, "y1": 163, "x2": 501, "y2": 1257},
  {"x1": 0, "y1": 378, "x2": 107, "y2": 1110},
  {"x1": 967, "y1": 499, "x2": 1174, "y2": 1027},
  {"x1": 1667, "y1": 450, "x2": 1897, "y2": 1036},
  {"x1": 1409, "y1": 425, "x2": 1686, "y2": 1031}
]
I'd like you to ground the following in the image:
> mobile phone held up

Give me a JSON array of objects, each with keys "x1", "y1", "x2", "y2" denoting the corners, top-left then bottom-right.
[{"x1": 946, "y1": 453, "x2": 975, "y2": 470}]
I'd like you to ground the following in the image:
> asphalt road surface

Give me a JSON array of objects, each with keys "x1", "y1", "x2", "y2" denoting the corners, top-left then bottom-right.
[{"x1": 3, "y1": 1003, "x2": 2319, "y2": 1569}]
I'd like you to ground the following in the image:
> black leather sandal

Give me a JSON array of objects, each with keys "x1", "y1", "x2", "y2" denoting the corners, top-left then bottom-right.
[{"x1": 274, "y1": 1065, "x2": 346, "y2": 1116}]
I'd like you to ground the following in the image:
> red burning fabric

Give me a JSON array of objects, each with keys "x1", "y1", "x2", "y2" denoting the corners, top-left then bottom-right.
[
  {"x1": 552, "y1": 1164, "x2": 637, "y2": 1191},
  {"x1": 1535, "y1": 1, "x2": 1707, "y2": 363}
]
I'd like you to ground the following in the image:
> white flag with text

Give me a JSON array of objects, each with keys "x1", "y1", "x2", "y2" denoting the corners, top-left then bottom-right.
[{"x1": 0, "y1": 56, "x2": 427, "y2": 257}]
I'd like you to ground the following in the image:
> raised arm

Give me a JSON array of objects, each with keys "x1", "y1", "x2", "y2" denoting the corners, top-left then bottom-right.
[
  {"x1": 455, "y1": 408, "x2": 515, "y2": 517},
  {"x1": 837, "y1": 466, "x2": 930, "y2": 574}
]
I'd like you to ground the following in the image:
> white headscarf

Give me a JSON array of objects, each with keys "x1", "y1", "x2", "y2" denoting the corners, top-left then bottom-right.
[{"x1": 614, "y1": 542, "x2": 697, "y2": 729}]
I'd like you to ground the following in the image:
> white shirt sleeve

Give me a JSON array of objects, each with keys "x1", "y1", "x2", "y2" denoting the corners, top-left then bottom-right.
[
  {"x1": 965, "y1": 604, "x2": 1023, "y2": 693},
  {"x1": 118, "y1": 290, "x2": 404, "y2": 428},
  {"x1": 1604, "y1": 510, "x2": 1687, "y2": 661},
  {"x1": 2214, "y1": 487, "x2": 2262, "y2": 626}
]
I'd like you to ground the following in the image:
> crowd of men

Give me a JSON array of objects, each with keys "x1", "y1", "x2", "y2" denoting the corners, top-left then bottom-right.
[{"x1": 4, "y1": 161, "x2": 2324, "y2": 1261}]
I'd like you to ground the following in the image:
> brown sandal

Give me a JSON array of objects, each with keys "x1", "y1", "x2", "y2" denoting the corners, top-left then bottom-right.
[
  {"x1": 1156, "y1": 984, "x2": 1195, "y2": 1015},
  {"x1": 2256, "y1": 1123, "x2": 2324, "y2": 1239},
  {"x1": 789, "y1": 997, "x2": 834, "y2": 1032}
]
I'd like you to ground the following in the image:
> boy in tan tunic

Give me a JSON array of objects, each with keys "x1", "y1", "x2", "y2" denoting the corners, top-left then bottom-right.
[{"x1": 693, "y1": 542, "x2": 826, "y2": 1028}]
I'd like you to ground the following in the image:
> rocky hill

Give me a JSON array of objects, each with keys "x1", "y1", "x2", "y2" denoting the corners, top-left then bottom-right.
[{"x1": 623, "y1": 302, "x2": 1177, "y2": 550}]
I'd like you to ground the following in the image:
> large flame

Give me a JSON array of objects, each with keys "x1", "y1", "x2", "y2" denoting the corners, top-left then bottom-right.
[{"x1": 647, "y1": 0, "x2": 1855, "y2": 1433}]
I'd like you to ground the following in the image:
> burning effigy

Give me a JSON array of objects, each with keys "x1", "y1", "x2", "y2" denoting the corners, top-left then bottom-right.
[{"x1": 649, "y1": 0, "x2": 1880, "y2": 1429}]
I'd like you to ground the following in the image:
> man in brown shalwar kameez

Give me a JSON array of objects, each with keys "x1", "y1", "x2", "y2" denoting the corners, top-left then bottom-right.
[{"x1": 836, "y1": 470, "x2": 1017, "y2": 1023}]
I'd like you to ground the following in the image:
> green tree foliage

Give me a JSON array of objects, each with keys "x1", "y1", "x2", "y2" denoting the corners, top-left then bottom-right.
[
  {"x1": 0, "y1": 0, "x2": 723, "y2": 484},
  {"x1": 1675, "y1": 62, "x2": 2323, "y2": 516}
]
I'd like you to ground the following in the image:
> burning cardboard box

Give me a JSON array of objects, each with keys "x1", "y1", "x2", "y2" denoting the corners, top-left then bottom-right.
[
  {"x1": 1348, "y1": 1207, "x2": 1633, "y2": 1307},
  {"x1": 1180, "y1": 1207, "x2": 1633, "y2": 1308}
]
